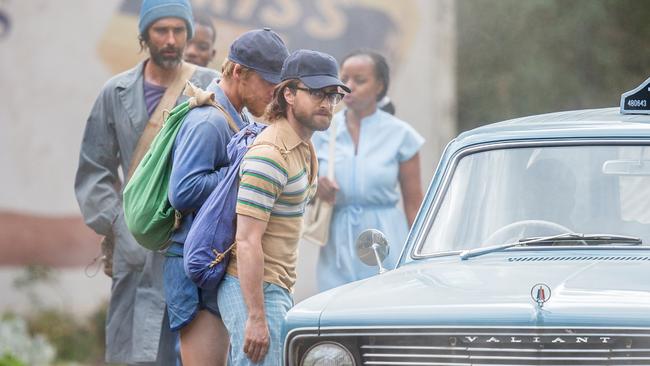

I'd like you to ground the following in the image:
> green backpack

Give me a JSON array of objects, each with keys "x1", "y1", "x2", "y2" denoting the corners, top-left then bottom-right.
[{"x1": 123, "y1": 85, "x2": 238, "y2": 250}]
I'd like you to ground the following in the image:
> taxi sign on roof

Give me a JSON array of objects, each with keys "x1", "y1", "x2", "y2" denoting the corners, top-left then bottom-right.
[{"x1": 621, "y1": 76, "x2": 650, "y2": 114}]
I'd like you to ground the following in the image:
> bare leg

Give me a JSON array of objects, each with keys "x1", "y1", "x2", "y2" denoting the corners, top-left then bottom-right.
[{"x1": 179, "y1": 310, "x2": 229, "y2": 366}]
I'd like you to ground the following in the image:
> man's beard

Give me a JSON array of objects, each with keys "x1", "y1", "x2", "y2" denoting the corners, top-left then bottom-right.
[
  {"x1": 148, "y1": 42, "x2": 183, "y2": 69},
  {"x1": 241, "y1": 87, "x2": 269, "y2": 118},
  {"x1": 244, "y1": 97, "x2": 267, "y2": 118},
  {"x1": 293, "y1": 105, "x2": 332, "y2": 132}
]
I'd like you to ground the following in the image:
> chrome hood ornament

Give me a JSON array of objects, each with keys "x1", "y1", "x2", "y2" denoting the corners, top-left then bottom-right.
[{"x1": 531, "y1": 283, "x2": 551, "y2": 308}]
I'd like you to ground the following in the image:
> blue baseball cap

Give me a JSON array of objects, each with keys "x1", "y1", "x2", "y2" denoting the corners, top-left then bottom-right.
[
  {"x1": 228, "y1": 28, "x2": 289, "y2": 84},
  {"x1": 281, "y1": 49, "x2": 351, "y2": 93}
]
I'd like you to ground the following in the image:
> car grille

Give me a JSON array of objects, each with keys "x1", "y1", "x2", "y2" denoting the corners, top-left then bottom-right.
[{"x1": 319, "y1": 327, "x2": 650, "y2": 366}]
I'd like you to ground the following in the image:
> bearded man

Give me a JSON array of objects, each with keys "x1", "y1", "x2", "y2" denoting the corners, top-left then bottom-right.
[
  {"x1": 218, "y1": 49, "x2": 349, "y2": 365},
  {"x1": 74, "y1": 0, "x2": 217, "y2": 364}
]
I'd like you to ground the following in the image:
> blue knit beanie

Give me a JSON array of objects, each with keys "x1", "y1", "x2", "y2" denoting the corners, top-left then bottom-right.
[{"x1": 139, "y1": 0, "x2": 194, "y2": 39}]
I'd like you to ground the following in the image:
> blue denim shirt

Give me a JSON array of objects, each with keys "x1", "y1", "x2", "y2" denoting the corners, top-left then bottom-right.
[{"x1": 168, "y1": 80, "x2": 249, "y2": 254}]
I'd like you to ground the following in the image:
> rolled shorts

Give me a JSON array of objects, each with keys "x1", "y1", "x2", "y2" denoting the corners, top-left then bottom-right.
[{"x1": 163, "y1": 250, "x2": 220, "y2": 331}]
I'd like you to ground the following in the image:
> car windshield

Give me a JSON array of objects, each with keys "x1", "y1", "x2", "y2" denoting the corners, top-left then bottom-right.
[{"x1": 418, "y1": 144, "x2": 650, "y2": 256}]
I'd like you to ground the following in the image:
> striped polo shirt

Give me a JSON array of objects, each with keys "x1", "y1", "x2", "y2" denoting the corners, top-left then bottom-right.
[{"x1": 228, "y1": 118, "x2": 318, "y2": 291}]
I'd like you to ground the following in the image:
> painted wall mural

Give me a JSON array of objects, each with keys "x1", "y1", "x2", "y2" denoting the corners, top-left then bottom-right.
[{"x1": 0, "y1": 0, "x2": 454, "y2": 268}]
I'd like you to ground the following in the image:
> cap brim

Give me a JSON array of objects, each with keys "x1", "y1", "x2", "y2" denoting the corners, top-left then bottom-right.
[
  {"x1": 301, "y1": 75, "x2": 351, "y2": 93},
  {"x1": 228, "y1": 51, "x2": 284, "y2": 85},
  {"x1": 256, "y1": 69, "x2": 282, "y2": 85}
]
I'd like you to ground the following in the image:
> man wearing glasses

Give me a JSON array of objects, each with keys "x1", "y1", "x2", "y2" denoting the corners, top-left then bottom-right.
[{"x1": 216, "y1": 49, "x2": 349, "y2": 365}]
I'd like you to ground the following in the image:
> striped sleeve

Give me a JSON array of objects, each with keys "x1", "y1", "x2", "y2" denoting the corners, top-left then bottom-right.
[{"x1": 236, "y1": 144, "x2": 288, "y2": 221}]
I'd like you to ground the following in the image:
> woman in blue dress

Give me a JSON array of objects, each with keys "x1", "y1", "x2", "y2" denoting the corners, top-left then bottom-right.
[{"x1": 313, "y1": 50, "x2": 424, "y2": 291}]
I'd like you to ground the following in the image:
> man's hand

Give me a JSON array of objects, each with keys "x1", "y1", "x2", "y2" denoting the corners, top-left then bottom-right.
[
  {"x1": 100, "y1": 233, "x2": 114, "y2": 278},
  {"x1": 243, "y1": 314, "x2": 270, "y2": 363},
  {"x1": 317, "y1": 176, "x2": 339, "y2": 204}
]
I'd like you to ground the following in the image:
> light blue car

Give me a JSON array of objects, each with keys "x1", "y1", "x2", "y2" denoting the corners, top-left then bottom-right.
[{"x1": 282, "y1": 82, "x2": 650, "y2": 365}]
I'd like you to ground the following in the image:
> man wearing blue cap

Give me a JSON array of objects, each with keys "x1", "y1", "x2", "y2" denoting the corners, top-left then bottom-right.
[
  {"x1": 217, "y1": 49, "x2": 350, "y2": 365},
  {"x1": 166, "y1": 28, "x2": 289, "y2": 366},
  {"x1": 75, "y1": 0, "x2": 217, "y2": 364}
]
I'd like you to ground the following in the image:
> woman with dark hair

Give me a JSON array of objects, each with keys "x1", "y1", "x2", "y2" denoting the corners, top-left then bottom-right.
[{"x1": 313, "y1": 50, "x2": 424, "y2": 291}]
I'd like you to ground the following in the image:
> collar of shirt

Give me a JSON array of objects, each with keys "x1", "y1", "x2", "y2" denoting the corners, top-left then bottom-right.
[
  {"x1": 274, "y1": 118, "x2": 311, "y2": 152},
  {"x1": 207, "y1": 79, "x2": 249, "y2": 130},
  {"x1": 342, "y1": 107, "x2": 382, "y2": 125}
]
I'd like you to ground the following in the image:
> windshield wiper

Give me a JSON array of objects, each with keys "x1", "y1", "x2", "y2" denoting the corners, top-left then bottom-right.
[
  {"x1": 460, "y1": 232, "x2": 574, "y2": 260},
  {"x1": 519, "y1": 233, "x2": 642, "y2": 246},
  {"x1": 459, "y1": 233, "x2": 642, "y2": 261}
]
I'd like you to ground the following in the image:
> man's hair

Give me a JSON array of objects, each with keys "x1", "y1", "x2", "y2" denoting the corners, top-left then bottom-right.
[
  {"x1": 341, "y1": 49, "x2": 390, "y2": 101},
  {"x1": 266, "y1": 79, "x2": 298, "y2": 122},
  {"x1": 194, "y1": 13, "x2": 217, "y2": 44},
  {"x1": 220, "y1": 59, "x2": 252, "y2": 80},
  {"x1": 138, "y1": 33, "x2": 149, "y2": 52}
]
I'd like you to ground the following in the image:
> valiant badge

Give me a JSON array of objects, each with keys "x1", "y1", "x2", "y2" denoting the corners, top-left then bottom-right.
[{"x1": 531, "y1": 283, "x2": 551, "y2": 308}]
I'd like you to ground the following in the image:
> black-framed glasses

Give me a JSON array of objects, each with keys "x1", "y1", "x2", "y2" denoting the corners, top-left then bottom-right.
[{"x1": 293, "y1": 87, "x2": 344, "y2": 106}]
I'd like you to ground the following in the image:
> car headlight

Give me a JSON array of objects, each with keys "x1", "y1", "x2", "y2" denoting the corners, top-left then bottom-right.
[{"x1": 300, "y1": 341, "x2": 355, "y2": 366}]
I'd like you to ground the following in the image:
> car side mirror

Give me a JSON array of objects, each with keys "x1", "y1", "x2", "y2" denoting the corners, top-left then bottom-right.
[{"x1": 356, "y1": 229, "x2": 390, "y2": 274}]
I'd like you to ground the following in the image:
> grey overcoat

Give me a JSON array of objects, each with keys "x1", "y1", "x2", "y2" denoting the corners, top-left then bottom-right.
[{"x1": 75, "y1": 60, "x2": 218, "y2": 365}]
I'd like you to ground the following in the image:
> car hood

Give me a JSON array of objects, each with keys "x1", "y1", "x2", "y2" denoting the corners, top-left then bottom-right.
[{"x1": 312, "y1": 251, "x2": 650, "y2": 328}]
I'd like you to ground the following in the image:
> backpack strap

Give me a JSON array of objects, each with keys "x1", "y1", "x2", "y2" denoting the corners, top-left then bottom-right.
[
  {"x1": 127, "y1": 61, "x2": 196, "y2": 181},
  {"x1": 171, "y1": 82, "x2": 241, "y2": 231},
  {"x1": 209, "y1": 243, "x2": 237, "y2": 268},
  {"x1": 211, "y1": 101, "x2": 240, "y2": 133},
  {"x1": 184, "y1": 80, "x2": 240, "y2": 134}
]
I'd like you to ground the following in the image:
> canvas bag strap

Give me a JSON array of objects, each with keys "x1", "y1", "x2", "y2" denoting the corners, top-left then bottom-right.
[
  {"x1": 326, "y1": 119, "x2": 337, "y2": 180},
  {"x1": 210, "y1": 101, "x2": 240, "y2": 133},
  {"x1": 184, "y1": 79, "x2": 240, "y2": 134},
  {"x1": 126, "y1": 61, "x2": 197, "y2": 181}
]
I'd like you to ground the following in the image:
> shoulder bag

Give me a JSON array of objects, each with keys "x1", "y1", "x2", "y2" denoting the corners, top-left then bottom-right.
[{"x1": 302, "y1": 120, "x2": 337, "y2": 247}]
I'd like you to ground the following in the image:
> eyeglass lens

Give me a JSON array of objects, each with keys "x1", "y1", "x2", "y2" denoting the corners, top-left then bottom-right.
[{"x1": 295, "y1": 87, "x2": 343, "y2": 105}]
